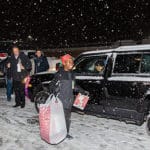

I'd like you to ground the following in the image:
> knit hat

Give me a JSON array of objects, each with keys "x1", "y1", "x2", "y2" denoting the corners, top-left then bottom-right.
[{"x1": 61, "y1": 54, "x2": 72, "y2": 64}]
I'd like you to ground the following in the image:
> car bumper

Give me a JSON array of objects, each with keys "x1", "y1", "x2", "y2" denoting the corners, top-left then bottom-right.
[{"x1": 0, "y1": 77, "x2": 6, "y2": 87}]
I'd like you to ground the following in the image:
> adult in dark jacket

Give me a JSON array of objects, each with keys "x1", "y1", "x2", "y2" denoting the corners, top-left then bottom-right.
[
  {"x1": 8, "y1": 46, "x2": 32, "y2": 108},
  {"x1": 49, "y1": 54, "x2": 88, "y2": 139},
  {"x1": 34, "y1": 49, "x2": 49, "y2": 73}
]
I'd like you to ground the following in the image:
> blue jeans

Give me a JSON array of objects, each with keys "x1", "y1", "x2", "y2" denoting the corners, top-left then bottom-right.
[{"x1": 6, "y1": 79, "x2": 13, "y2": 101}]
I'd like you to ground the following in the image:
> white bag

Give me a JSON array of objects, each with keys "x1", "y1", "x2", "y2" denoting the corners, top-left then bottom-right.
[{"x1": 39, "y1": 94, "x2": 67, "y2": 144}]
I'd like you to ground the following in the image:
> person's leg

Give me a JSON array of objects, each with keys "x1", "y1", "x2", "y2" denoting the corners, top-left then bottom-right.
[
  {"x1": 6, "y1": 79, "x2": 10, "y2": 101},
  {"x1": 64, "y1": 109, "x2": 72, "y2": 134},
  {"x1": 19, "y1": 82, "x2": 25, "y2": 108},
  {"x1": 64, "y1": 108, "x2": 73, "y2": 139},
  {"x1": 13, "y1": 80, "x2": 21, "y2": 107},
  {"x1": 6, "y1": 79, "x2": 12, "y2": 101}
]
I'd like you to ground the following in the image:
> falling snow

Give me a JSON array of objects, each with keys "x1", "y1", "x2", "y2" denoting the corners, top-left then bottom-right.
[{"x1": 0, "y1": 0, "x2": 150, "y2": 48}]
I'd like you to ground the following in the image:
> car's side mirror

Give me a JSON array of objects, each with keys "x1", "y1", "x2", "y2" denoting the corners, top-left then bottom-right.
[{"x1": 72, "y1": 66, "x2": 76, "y2": 70}]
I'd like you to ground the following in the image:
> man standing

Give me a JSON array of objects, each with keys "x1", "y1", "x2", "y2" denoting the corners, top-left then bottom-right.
[
  {"x1": 49, "y1": 54, "x2": 88, "y2": 139},
  {"x1": 8, "y1": 46, "x2": 32, "y2": 108},
  {"x1": 34, "y1": 49, "x2": 49, "y2": 73}
]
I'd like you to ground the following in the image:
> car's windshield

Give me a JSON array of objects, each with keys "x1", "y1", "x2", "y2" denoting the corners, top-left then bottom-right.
[{"x1": 27, "y1": 52, "x2": 36, "y2": 59}]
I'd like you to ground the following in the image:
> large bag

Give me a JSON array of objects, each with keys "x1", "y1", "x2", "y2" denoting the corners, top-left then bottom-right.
[
  {"x1": 24, "y1": 76, "x2": 31, "y2": 99},
  {"x1": 73, "y1": 93, "x2": 89, "y2": 110},
  {"x1": 39, "y1": 94, "x2": 67, "y2": 144}
]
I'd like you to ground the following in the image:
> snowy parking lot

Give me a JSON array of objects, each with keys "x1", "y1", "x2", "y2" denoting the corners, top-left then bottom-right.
[{"x1": 0, "y1": 88, "x2": 150, "y2": 150}]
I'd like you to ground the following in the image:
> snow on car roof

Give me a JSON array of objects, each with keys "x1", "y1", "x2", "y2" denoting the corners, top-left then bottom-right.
[
  {"x1": 82, "y1": 44, "x2": 150, "y2": 55},
  {"x1": 116, "y1": 44, "x2": 150, "y2": 52},
  {"x1": 21, "y1": 49, "x2": 36, "y2": 52},
  {"x1": 82, "y1": 49, "x2": 114, "y2": 55}
]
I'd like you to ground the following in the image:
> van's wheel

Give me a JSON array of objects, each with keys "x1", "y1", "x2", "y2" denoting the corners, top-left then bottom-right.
[
  {"x1": 136, "y1": 99, "x2": 149, "y2": 113},
  {"x1": 136, "y1": 118, "x2": 144, "y2": 126},
  {"x1": 32, "y1": 84, "x2": 44, "y2": 102},
  {"x1": 34, "y1": 91, "x2": 50, "y2": 113}
]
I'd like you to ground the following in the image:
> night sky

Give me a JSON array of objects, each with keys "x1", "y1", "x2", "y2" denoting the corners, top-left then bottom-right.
[{"x1": 0, "y1": 0, "x2": 150, "y2": 48}]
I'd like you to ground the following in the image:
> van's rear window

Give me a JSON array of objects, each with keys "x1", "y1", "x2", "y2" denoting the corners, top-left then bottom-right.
[
  {"x1": 141, "y1": 54, "x2": 150, "y2": 73},
  {"x1": 114, "y1": 54, "x2": 142, "y2": 73}
]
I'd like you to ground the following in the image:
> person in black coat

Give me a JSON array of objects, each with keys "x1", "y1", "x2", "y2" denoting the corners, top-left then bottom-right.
[
  {"x1": 49, "y1": 54, "x2": 88, "y2": 139},
  {"x1": 8, "y1": 45, "x2": 32, "y2": 108},
  {"x1": 34, "y1": 49, "x2": 49, "y2": 73}
]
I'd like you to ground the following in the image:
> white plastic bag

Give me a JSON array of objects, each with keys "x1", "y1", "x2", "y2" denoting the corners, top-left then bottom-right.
[{"x1": 39, "y1": 94, "x2": 67, "y2": 144}]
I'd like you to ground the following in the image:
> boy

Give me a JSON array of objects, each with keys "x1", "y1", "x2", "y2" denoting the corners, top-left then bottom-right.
[{"x1": 49, "y1": 54, "x2": 88, "y2": 139}]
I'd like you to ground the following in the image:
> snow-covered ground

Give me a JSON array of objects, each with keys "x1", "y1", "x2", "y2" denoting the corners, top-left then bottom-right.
[{"x1": 0, "y1": 88, "x2": 150, "y2": 150}]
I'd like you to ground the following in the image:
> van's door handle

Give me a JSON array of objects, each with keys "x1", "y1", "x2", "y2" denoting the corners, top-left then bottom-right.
[
  {"x1": 87, "y1": 80, "x2": 101, "y2": 84},
  {"x1": 87, "y1": 80, "x2": 92, "y2": 83},
  {"x1": 95, "y1": 81, "x2": 101, "y2": 84},
  {"x1": 132, "y1": 82, "x2": 137, "y2": 86}
]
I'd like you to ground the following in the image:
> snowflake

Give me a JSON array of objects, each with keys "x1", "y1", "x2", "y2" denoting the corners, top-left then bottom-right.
[
  {"x1": 104, "y1": 3, "x2": 109, "y2": 9},
  {"x1": 111, "y1": 29, "x2": 114, "y2": 33},
  {"x1": 82, "y1": 25, "x2": 87, "y2": 31}
]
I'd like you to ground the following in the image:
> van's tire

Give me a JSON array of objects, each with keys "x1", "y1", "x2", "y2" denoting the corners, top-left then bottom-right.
[
  {"x1": 136, "y1": 99, "x2": 149, "y2": 114},
  {"x1": 34, "y1": 91, "x2": 50, "y2": 113},
  {"x1": 136, "y1": 118, "x2": 144, "y2": 126}
]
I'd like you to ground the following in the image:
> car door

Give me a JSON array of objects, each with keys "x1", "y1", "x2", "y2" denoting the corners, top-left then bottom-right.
[
  {"x1": 105, "y1": 52, "x2": 143, "y2": 111},
  {"x1": 74, "y1": 53, "x2": 111, "y2": 106}
]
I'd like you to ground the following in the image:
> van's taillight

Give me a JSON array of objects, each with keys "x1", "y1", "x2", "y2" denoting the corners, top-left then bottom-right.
[{"x1": 0, "y1": 53, "x2": 8, "y2": 59}]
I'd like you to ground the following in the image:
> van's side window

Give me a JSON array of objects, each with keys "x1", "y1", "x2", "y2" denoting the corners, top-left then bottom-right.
[
  {"x1": 75, "y1": 55, "x2": 107, "y2": 74},
  {"x1": 114, "y1": 54, "x2": 142, "y2": 73},
  {"x1": 141, "y1": 54, "x2": 150, "y2": 73}
]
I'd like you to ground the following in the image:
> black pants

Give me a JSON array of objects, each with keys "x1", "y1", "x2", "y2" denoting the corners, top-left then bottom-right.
[
  {"x1": 13, "y1": 80, "x2": 25, "y2": 107},
  {"x1": 64, "y1": 109, "x2": 71, "y2": 134}
]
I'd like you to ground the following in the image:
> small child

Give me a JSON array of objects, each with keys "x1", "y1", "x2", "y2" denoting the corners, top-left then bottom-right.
[{"x1": 49, "y1": 54, "x2": 88, "y2": 139}]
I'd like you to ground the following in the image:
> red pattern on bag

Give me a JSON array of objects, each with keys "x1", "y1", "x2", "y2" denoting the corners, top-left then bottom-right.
[
  {"x1": 39, "y1": 94, "x2": 67, "y2": 144},
  {"x1": 39, "y1": 106, "x2": 51, "y2": 143},
  {"x1": 73, "y1": 93, "x2": 89, "y2": 110}
]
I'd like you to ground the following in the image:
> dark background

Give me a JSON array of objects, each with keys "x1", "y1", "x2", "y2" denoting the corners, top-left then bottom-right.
[{"x1": 0, "y1": 0, "x2": 150, "y2": 48}]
